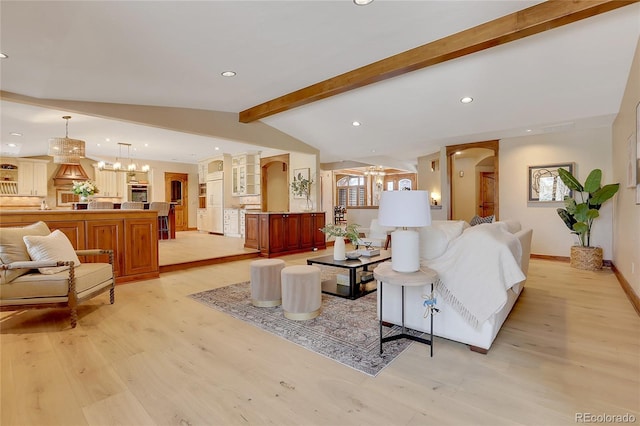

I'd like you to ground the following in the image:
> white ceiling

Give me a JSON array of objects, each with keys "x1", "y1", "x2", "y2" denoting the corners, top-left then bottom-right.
[{"x1": 1, "y1": 1, "x2": 639, "y2": 171}]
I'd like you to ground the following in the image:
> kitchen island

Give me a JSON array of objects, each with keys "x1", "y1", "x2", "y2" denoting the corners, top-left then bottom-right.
[
  {"x1": 0, "y1": 209, "x2": 159, "y2": 283},
  {"x1": 244, "y1": 212, "x2": 326, "y2": 257}
]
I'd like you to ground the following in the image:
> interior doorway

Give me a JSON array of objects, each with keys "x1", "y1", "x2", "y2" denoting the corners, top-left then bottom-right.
[
  {"x1": 261, "y1": 154, "x2": 289, "y2": 212},
  {"x1": 446, "y1": 140, "x2": 499, "y2": 221},
  {"x1": 164, "y1": 172, "x2": 188, "y2": 231}
]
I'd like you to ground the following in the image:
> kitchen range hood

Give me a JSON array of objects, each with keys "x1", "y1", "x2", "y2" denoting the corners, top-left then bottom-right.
[{"x1": 53, "y1": 163, "x2": 89, "y2": 187}]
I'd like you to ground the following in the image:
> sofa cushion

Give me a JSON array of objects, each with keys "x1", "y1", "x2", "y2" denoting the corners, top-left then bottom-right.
[
  {"x1": 23, "y1": 230, "x2": 81, "y2": 274},
  {"x1": 418, "y1": 220, "x2": 466, "y2": 260},
  {"x1": 0, "y1": 262, "x2": 113, "y2": 301},
  {"x1": 0, "y1": 221, "x2": 51, "y2": 284}
]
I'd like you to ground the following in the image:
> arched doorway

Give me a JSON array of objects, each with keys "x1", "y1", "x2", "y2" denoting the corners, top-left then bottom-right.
[
  {"x1": 261, "y1": 153, "x2": 289, "y2": 212},
  {"x1": 446, "y1": 140, "x2": 499, "y2": 221}
]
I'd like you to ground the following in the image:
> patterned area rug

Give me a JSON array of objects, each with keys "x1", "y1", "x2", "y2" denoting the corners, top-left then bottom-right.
[{"x1": 189, "y1": 281, "x2": 422, "y2": 376}]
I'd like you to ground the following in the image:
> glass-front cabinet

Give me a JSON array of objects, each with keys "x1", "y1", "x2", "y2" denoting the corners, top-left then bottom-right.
[{"x1": 232, "y1": 153, "x2": 260, "y2": 196}]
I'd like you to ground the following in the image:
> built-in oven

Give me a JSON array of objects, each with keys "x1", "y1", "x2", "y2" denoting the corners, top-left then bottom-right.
[{"x1": 129, "y1": 184, "x2": 149, "y2": 203}]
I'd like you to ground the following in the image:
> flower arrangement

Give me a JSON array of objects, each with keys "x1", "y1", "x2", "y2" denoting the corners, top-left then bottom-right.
[
  {"x1": 72, "y1": 180, "x2": 98, "y2": 198},
  {"x1": 319, "y1": 223, "x2": 361, "y2": 245}
]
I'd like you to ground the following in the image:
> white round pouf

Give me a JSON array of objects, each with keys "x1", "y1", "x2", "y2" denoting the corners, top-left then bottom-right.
[
  {"x1": 250, "y1": 259, "x2": 286, "y2": 307},
  {"x1": 281, "y1": 265, "x2": 322, "y2": 320}
]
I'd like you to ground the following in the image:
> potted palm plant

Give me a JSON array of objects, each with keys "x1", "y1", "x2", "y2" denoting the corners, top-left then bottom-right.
[
  {"x1": 556, "y1": 168, "x2": 619, "y2": 270},
  {"x1": 319, "y1": 223, "x2": 360, "y2": 260}
]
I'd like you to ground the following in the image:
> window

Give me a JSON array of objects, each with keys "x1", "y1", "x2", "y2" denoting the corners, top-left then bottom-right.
[
  {"x1": 337, "y1": 175, "x2": 365, "y2": 207},
  {"x1": 399, "y1": 178, "x2": 412, "y2": 190}
]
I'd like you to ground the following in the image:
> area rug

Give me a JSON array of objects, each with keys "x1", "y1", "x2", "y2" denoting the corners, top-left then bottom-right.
[{"x1": 189, "y1": 281, "x2": 423, "y2": 376}]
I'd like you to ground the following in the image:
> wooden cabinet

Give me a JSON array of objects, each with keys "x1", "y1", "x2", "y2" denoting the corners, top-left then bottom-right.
[
  {"x1": 245, "y1": 212, "x2": 326, "y2": 257},
  {"x1": 300, "y1": 212, "x2": 326, "y2": 249},
  {"x1": 0, "y1": 210, "x2": 159, "y2": 283},
  {"x1": 17, "y1": 159, "x2": 48, "y2": 196},
  {"x1": 232, "y1": 153, "x2": 260, "y2": 196},
  {"x1": 94, "y1": 167, "x2": 124, "y2": 197}
]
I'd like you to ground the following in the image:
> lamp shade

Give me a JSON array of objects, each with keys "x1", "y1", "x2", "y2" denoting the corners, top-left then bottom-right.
[{"x1": 378, "y1": 190, "x2": 431, "y2": 228}]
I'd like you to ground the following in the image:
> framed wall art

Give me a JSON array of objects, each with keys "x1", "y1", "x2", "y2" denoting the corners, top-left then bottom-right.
[{"x1": 528, "y1": 163, "x2": 574, "y2": 202}]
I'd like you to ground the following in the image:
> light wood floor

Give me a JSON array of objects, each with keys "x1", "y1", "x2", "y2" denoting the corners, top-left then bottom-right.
[
  {"x1": 1, "y1": 252, "x2": 638, "y2": 425},
  {"x1": 158, "y1": 231, "x2": 258, "y2": 267}
]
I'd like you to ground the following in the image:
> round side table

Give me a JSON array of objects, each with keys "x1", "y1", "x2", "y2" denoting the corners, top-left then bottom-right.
[{"x1": 373, "y1": 261, "x2": 438, "y2": 357}]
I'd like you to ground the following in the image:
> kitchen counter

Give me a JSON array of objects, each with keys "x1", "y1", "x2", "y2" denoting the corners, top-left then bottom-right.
[{"x1": 0, "y1": 209, "x2": 159, "y2": 283}]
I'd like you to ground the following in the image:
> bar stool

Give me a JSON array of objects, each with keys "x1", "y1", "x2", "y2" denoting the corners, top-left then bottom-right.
[
  {"x1": 149, "y1": 202, "x2": 170, "y2": 240},
  {"x1": 121, "y1": 201, "x2": 144, "y2": 209},
  {"x1": 87, "y1": 201, "x2": 114, "y2": 209}
]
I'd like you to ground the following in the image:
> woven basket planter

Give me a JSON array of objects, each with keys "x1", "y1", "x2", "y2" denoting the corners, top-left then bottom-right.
[{"x1": 570, "y1": 246, "x2": 603, "y2": 271}]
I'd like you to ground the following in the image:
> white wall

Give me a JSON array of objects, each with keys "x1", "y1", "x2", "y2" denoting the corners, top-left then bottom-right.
[
  {"x1": 500, "y1": 127, "x2": 615, "y2": 259},
  {"x1": 612, "y1": 38, "x2": 640, "y2": 292}
]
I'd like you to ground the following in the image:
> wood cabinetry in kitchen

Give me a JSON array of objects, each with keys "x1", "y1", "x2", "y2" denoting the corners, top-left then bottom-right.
[
  {"x1": 17, "y1": 159, "x2": 48, "y2": 196},
  {"x1": 0, "y1": 210, "x2": 159, "y2": 283},
  {"x1": 244, "y1": 212, "x2": 326, "y2": 257}
]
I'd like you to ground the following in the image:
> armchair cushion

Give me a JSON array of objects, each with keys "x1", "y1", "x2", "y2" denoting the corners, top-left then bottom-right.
[
  {"x1": 0, "y1": 262, "x2": 113, "y2": 301},
  {"x1": 0, "y1": 221, "x2": 51, "y2": 284},
  {"x1": 23, "y1": 230, "x2": 81, "y2": 275}
]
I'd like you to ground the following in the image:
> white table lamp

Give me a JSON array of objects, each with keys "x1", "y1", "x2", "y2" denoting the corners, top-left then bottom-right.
[{"x1": 378, "y1": 190, "x2": 431, "y2": 272}]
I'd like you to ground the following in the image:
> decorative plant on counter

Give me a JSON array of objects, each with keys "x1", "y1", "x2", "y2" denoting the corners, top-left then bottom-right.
[
  {"x1": 319, "y1": 223, "x2": 361, "y2": 245},
  {"x1": 556, "y1": 168, "x2": 619, "y2": 247},
  {"x1": 72, "y1": 180, "x2": 98, "y2": 200},
  {"x1": 291, "y1": 172, "x2": 314, "y2": 210}
]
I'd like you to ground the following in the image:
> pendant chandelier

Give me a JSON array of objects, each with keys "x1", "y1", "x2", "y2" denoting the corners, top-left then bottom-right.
[
  {"x1": 364, "y1": 165, "x2": 386, "y2": 176},
  {"x1": 48, "y1": 116, "x2": 86, "y2": 164},
  {"x1": 98, "y1": 142, "x2": 150, "y2": 173}
]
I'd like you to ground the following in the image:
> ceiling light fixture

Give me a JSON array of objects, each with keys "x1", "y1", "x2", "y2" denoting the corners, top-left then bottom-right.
[
  {"x1": 0, "y1": 53, "x2": 7, "y2": 59},
  {"x1": 98, "y1": 142, "x2": 150, "y2": 173},
  {"x1": 48, "y1": 116, "x2": 86, "y2": 164},
  {"x1": 353, "y1": 0, "x2": 373, "y2": 5},
  {"x1": 363, "y1": 165, "x2": 386, "y2": 176},
  {"x1": 352, "y1": 121, "x2": 361, "y2": 126},
  {"x1": 221, "y1": 71, "x2": 236, "y2": 77},
  {"x1": 9, "y1": 132, "x2": 22, "y2": 137},
  {"x1": 460, "y1": 96, "x2": 473, "y2": 104},
  {"x1": 7, "y1": 143, "x2": 17, "y2": 148}
]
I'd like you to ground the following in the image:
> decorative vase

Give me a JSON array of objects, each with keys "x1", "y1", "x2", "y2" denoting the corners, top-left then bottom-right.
[
  {"x1": 570, "y1": 246, "x2": 603, "y2": 271},
  {"x1": 304, "y1": 198, "x2": 313, "y2": 212},
  {"x1": 79, "y1": 195, "x2": 88, "y2": 202},
  {"x1": 333, "y1": 237, "x2": 346, "y2": 261}
]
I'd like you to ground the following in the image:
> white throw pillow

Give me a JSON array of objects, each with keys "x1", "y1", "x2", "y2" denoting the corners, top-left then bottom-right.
[
  {"x1": 0, "y1": 221, "x2": 51, "y2": 283},
  {"x1": 418, "y1": 226, "x2": 449, "y2": 260},
  {"x1": 432, "y1": 220, "x2": 466, "y2": 241},
  {"x1": 23, "y1": 230, "x2": 81, "y2": 274}
]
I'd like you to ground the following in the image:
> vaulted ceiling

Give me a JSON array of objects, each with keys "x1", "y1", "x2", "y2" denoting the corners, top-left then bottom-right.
[{"x1": 1, "y1": 1, "x2": 638, "y2": 171}]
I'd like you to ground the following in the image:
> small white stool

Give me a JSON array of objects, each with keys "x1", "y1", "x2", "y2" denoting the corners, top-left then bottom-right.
[
  {"x1": 250, "y1": 259, "x2": 286, "y2": 307},
  {"x1": 281, "y1": 265, "x2": 321, "y2": 320}
]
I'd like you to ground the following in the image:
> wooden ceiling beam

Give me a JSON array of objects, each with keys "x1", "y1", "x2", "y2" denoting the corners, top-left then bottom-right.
[{"x1": 239, "y1": 0, "x2": 637, "y2": 123}]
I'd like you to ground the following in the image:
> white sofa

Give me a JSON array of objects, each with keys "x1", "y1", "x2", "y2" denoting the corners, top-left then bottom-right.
[{"x1": 377, "y1": 220, "x2": 532, "y2": 353}]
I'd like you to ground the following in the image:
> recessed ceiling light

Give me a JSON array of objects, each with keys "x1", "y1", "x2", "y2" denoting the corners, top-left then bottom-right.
[
  {"x1": 221, "y1": 71, "x2": 236, "y2": 77},
  {"x1": 352, "y1": 121, "x2": 361, "y2": 126},
  {"x1": 9, "y1": 132, "x2": 22, "y2": 137},
  {"x1": 460, "y1": 96, "x2": 473, "y2": 104},
  {"x1": 214, "y1": 147, "x2": 220, "y2": 151},
  {"x1": 0, "y1": 53, "x2": 8, "y2": 59},
  {"x1": 105, "y1": 138, "x2": 111, "y2": 142},
  {"x1": 144, "y1": 143, "x2": 149, "y2": 147},
  {"x1": 525, "y1": 129, "x2": 532, "y2": 132},
  {"x1": 7, "y1": 143, "x2": 17, "y2": 148},
  {"x1": 353, "y1": 0, "x2": 373, "y2": 5}
]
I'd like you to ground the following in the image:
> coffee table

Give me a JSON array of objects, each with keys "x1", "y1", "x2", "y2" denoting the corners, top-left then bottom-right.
[{"x1": 306, "y1": 249, "x2": 391, "y2": 299}]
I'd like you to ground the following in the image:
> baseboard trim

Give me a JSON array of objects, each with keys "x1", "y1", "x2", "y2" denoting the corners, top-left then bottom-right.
[
  {"x1": 530, "y1": 253, "x2": 613, "y2": 267},
  {"x1": 611, "y1": 263, "x2": 640, "y2": 317}
]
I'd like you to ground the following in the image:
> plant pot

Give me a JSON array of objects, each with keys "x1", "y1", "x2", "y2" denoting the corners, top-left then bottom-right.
[
  {"x1": 570, "y1": 246, "x2": 603, "y2": 271},
  {"x1": 333, "y1": 237, "x2": 346, "y2": 261}
]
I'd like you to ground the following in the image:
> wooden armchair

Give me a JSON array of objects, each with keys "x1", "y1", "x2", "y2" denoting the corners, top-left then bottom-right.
[{"x1": 0, "y1": 249, "x2": 115, "y2": 328}]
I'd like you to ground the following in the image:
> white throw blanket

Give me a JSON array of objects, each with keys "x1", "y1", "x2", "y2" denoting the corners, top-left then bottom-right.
[{"x1": 423, "y1": 223, "x2": 525, "y2": 329}]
